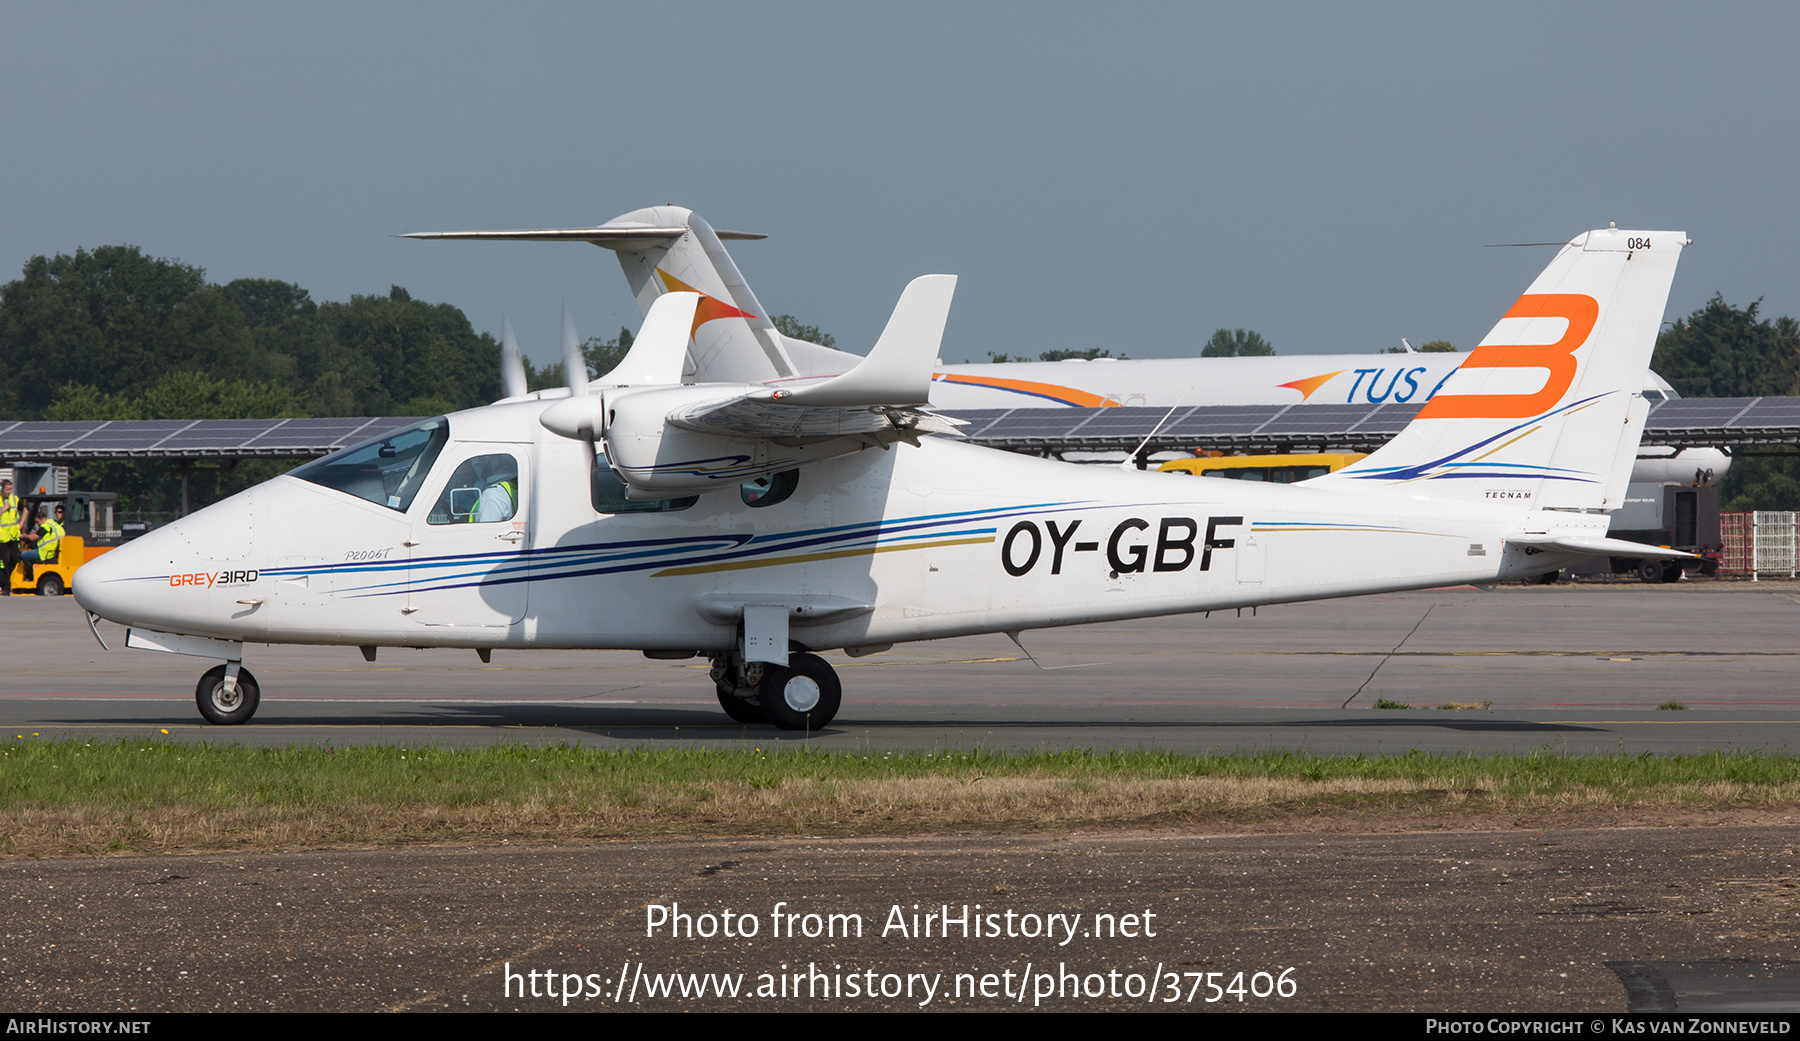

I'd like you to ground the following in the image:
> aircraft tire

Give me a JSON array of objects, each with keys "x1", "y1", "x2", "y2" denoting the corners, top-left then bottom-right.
[
  {"x1": 757, "y1": 653, "x2": 841, "y2": 731},
  {"x1": 715, "y1": 683, "x2": 766, "y2": 724},
  {"x1": 196, "y1": 665, "x2": 260, "y2": 726}
]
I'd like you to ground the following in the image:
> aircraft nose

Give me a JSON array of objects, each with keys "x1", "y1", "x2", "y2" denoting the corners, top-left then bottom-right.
[
  {"x1": 73, "y1": 523, "x2": 182, "y2": 624},
  {"x1": 73, "y1": 489, "x2": 258, "y2": 631}
]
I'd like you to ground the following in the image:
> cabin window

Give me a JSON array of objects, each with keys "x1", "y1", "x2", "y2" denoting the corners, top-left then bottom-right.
[
  {"x1": 427, "y1": 453, "x2": 520, "y2": 524},
  {"x1": 290, "y1": 418, "x2": 449, "y2": 513},
  {"x1": 591, "y1": 452, "x2": 697, "y2": 514},
  {"x1": 741, "y1": 469, "x2": 799, "y2": 508}
]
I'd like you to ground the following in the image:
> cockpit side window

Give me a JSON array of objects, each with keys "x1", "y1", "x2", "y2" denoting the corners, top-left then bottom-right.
[
  {"x1": 591, "y1": 451, "x2": 697, "y2": 514},
  {"x1": 427, "y1": 453, "x2": 521, "y2": 524},
  {"x1": 289, "y1": 418, "x2": 450, "y2": 512}
]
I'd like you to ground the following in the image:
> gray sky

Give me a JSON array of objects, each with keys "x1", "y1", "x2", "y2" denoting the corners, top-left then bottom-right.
[{"x1": 4, "y1": 2, "x2": 1796, "y2": 367}]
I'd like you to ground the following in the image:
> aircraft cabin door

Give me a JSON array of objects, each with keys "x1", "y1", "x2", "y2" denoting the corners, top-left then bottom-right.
[{"x1": 406, "y1": 446, "x2": 530, "y2": 627}]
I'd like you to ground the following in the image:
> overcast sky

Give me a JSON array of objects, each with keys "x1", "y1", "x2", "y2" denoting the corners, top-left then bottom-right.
[{"x1": 4, "y1": 3, "x2": 1796, "y2": 367}]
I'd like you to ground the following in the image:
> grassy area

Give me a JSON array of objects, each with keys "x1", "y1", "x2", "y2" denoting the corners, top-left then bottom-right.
[{"x1": 3, "y1": 738, "x2": 1799, "y2": 857}]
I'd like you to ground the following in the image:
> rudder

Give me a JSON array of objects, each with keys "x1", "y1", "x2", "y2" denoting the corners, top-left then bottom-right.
[{"x1": 1313, "y1": 227, "x2": 1686, "y2": 513}]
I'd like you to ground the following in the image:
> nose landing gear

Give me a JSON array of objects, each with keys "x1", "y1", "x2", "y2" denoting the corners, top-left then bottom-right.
[{"x1": 196, "y1": 664, "x2": 260, "y2": 725}]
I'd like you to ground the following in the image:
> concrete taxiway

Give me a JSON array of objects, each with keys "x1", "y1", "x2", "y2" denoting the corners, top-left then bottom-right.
[{"x1": 1, "y1": 582, "x2": 1797, "y2": 754}]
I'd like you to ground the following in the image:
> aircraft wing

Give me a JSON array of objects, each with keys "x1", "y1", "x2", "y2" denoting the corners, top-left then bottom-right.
[
  {"x1": 661, "y1": 274, "x2": 961, "y2": 443},
  {"x1": 567, "y1": 274, "x2": 963, "y2": 495},
  {"x1": 667, "y1": 395, "x2": 964, "y2": 443}
]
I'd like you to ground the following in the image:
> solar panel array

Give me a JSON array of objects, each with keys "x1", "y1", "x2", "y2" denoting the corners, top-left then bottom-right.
[
  {"x1": 4, "y1": 397, "x2": 1800, "y2": 464},
  {"x1": 0, "y1": 417, "x2": 425, "y2": 461},
  {"x1": 953, "y1": 402, "x2": 1426, "y2": 453},
  {"x1": 952, "y1": 397, "x2": 1800, "y2": 454}
]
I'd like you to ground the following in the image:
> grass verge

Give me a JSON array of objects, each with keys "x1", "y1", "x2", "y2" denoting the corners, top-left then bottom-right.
[{"x1": 4, "y1": 738, "x2": 1800, "y2": 857}]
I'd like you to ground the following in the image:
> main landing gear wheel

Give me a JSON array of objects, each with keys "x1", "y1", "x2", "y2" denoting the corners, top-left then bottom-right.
[
  {"x1": 715, "y1": 682, "x2": 766, "y2": 724},
  {"x1": 196, "y1": 665, "x2": 260, "y2": 726},
  {"x1": 757, "y1": 652, "x2": 842, "y2": 731}
]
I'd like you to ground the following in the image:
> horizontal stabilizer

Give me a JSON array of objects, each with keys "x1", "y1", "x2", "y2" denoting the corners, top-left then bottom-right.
[
  {"x1": 401, "y1": 227, "x2": 764, "y2": 248},
  {"x1": 1507, "y1": 534, "x2": 1694, "y2": 560},
  {"x1": 764, "y1": 275, "x2": 956, "y2": 407},
  {"x1": 598, "y1": 292, "x2": 699, "y2": 386}
]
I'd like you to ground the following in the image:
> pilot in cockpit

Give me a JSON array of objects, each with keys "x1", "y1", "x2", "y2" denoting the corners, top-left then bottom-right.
[{"x1": 437, "y1": 455, "x2": 518, "y2": 524}]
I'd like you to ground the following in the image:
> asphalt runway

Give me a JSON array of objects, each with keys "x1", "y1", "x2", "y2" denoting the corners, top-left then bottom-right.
[{"x1": 3, "y1": 581, "x2": 1799, "y2": 754}]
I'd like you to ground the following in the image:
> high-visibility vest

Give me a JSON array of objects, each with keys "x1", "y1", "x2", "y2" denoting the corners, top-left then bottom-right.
[
  {"x1": 467, "y1": 480, "x2": 516, "y2": 522},
  {"x1": 34, "y1": 518, "x2": 62, "y2": 560},
  {"x1": 0, "y1": 494, "x2": 18, "y2": 543}
]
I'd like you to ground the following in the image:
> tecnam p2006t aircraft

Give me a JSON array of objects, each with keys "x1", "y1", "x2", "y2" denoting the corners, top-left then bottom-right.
[{"x1": 75, "y1": 227, "x2": 1689, "y2": 729}]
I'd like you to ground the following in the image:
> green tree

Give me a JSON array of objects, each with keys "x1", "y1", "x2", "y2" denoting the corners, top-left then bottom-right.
[
  {"x1": 0, "y1": 246, "x2": 270, "y2": 417},
  {"x1": 220, "y1": 278, "x2": 317, "y2": 329},
  {"x1": 310, "y1": 286, "x2": 500, "y2": 414},
  {"x1": 771, "y1": 315, "x2": 835, "y2": 349},
  {"x1": 528, "y1": 327, "x2": 637, "y2": 391},
  {"x1": 1201, "y1": 328, "x2": 1275, "y2": 357},
  {"x1": 1037, "y1": 348, "x2": 1128, "y2": 361},
  {"x1": 1652, "y1": 295, "x2": 1800, "y2": 399},
  {"x1": 1649, "y1": 296, "x2": 1800, "y2": 511}
]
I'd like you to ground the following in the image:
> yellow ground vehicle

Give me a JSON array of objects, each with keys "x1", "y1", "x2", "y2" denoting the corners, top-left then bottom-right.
[
  {"x1": 1158, "y1": 452, "x2": 1367, "y2": 483},
  {"x1": 8, "y1": 535, "x2": 109, "y2": 597}
]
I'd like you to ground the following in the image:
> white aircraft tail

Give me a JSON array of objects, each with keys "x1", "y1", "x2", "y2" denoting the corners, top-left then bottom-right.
[
  {"x1": 1310, "y1": 228, "x2": 1686, "y2": 513},
  {"x1": 403, "y1": 206, "x2": 861, "y2": 385},
  {"x1": 596, "y1": 206, "x2": 862, "y2": 383}
]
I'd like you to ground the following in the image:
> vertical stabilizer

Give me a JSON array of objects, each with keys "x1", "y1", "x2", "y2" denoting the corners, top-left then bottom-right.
[{"x1": 1313, "y1": 228, "x2": 1685, "y2": 512}]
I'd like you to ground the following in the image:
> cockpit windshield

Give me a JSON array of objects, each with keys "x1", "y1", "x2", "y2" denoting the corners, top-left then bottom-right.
[{"x1": 288, "y1": 418, "x2": 450, "y2": 512}]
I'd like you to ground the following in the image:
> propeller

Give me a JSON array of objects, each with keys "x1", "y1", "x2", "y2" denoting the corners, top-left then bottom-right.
[
  {"x1": 499, "y1": 316, "x2": 528, "y2": 398},
  {"x1": 562, "y1": 304, "x2": 587, "y2": 396}
]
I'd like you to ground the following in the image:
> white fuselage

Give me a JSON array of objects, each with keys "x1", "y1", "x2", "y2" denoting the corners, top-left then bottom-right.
[
  {"x1": 923, "y1": 355, "x2": 1723, "y2": 487},
  {"x1": 74, "y1": 398, "x2": 1585, "y2": 654}
]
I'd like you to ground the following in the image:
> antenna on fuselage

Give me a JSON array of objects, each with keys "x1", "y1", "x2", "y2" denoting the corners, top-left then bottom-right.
[{"x1": 1117, "y1": 387, "x2": 1193, "y2": 471}]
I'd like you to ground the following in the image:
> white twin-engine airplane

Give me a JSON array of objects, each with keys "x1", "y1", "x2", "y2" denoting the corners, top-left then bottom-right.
[{"x1": 75, "y1": 226, "x2": 1690, "y2": 730}]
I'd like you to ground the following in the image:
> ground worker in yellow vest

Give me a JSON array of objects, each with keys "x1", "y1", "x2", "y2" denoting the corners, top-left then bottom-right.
[
  {"x1": 21, "y1": 503, "x2": 64, "y2": 585},
  {"x1": 0, "y1": 479, "x2": 20, "y2": 596}
]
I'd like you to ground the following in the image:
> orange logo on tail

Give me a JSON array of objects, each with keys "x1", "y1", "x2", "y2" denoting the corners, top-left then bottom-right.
[
  {"x1": 657, "y1": 270, "x2": 758, "y2": 336},
  {"x1": 1415, "y1": 294, "x2": 1598, "y2": 420},
  {"x1": 1278, "y1": 370, "x2": 1345, "y2": 400}
]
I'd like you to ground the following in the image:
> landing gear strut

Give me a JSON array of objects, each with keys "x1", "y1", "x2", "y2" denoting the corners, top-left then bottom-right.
[{"x1": 709, "y1": 651, "x2": 841, "y2": 730}]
